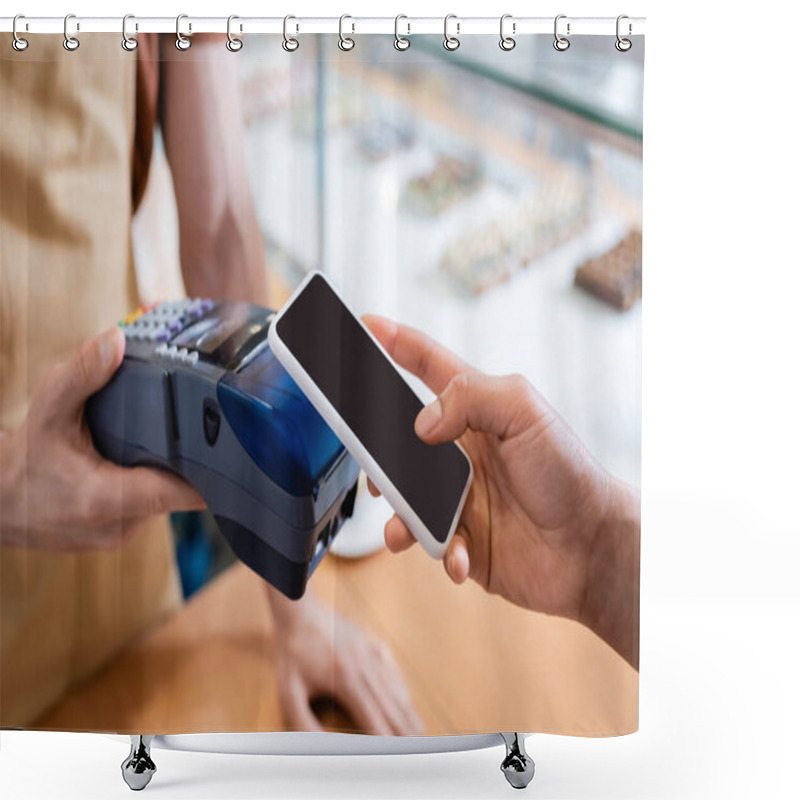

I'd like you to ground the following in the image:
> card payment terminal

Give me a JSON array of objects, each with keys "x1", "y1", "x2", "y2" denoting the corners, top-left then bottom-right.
[{"x1": 85, "y1": 299, "x2": 360, "y2": 600}]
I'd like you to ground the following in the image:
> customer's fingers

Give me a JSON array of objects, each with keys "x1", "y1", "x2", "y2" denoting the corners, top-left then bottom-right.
[
  {"x1": 444, "y1": 533, "x2": 471, "y2": 584},
  {"x1": 362, "y1": 315, "x2": 471, "y2": 394},
  {"x1": 366, "y1": 477, "x2": 381, "y2": 497},
  {"x1": 384, "y1": 515, "x2": 470, "y2": 589},
  {"x1": 416, "y1": 372, "x2": 541, "y2": 444},
  {"x1": 384, "y1": 514, "x2": 415, "y2": 553}
]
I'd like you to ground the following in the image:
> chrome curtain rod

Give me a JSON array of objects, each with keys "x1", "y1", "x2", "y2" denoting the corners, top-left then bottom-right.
[{"x1": 1, "y1": 15, "x2": 646, "y2": 37}]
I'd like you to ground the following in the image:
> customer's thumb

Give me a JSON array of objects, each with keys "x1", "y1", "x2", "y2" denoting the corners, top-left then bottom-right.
[{"x1": 415, "y1": 372, "x2": 536, "y2": 443}]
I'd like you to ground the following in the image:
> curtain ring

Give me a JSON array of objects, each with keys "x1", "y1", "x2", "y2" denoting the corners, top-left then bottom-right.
[
  {"x1": 615, "y1": 14, "x2": 632, "y2": 52},
  {"x1": 63, "y1": 13, "x2": 80, "y2": 51},
  {"x1": 338, "y1": 14, "x2": 355, "y2": 51},
  {"x1": 443, "y1": 14, "x2": 460, "y2": 51},
  {"x1": 226, "y1": 14, "x2": 243, "y2": 52},
  {"x1": 282, "y1": 15, "x2": 299, "y2": 52},
  {"x1": 175, "y1": 14, "x2": 191, "y2": 51},
  {"x1": 394, "y1": 14, "x2": 410, "y2": 51},
  {"x1": 499, "y1": 14, "x2": 516, "y2": 51},
  {"x1": 12, "y1": 14, "x2": 28, "y2": 52},
  {"x1": 122, "y1": 14, "x2": 138, "y2": 51},
  {"x1": 553, "y1": 14, "x2": 570, "y2": 51}
]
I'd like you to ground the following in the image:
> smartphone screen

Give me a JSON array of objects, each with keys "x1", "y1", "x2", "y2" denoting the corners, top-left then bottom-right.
[{"x1": 273, "y1": 274, "x2": 471, "y2": 545}]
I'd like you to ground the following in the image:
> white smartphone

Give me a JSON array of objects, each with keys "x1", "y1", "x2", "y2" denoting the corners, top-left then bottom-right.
[{"x1": 268, "y1": 271, "x2": 473, "y2": 560}]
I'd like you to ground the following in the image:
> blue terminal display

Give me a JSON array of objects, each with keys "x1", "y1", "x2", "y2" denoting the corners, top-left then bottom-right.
[{"x1": 219, "y1": 348, "x2": 345, "y2": 498}]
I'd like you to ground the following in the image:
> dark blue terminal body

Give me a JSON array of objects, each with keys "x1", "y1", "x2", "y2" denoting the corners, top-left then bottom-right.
[{"x1": 85, "y1": 299, "x2": 360, "y2": 599}]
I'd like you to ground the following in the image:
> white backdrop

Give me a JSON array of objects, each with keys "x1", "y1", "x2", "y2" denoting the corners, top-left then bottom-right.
[{"x1": 1, "y1": 1, "x2": 798, "y2": 799}]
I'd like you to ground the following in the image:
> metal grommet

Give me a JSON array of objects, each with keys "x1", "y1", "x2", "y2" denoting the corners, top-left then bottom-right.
[
  {"x1": 499, "y1": 14, "x2": 516, "y2": 51},
  {"x1": 282, "y1": 15, "x2": 299, "y2": 52},
  {"x1": 12, "y1": 14, "x2": 28, "y2": 52},
  {"x1": 226, "y1": 15, "x2": 243, "y2": 52},
  {"x1": 63, "y1": 13, "x2": 80, "y2": 51},
  {"x1": 553, "y1": 14, "x2": 570, "y2": 52},
  {"x1": 338, "y1": 14, "x2": 355, "y2": 51},
  {"x1": 443, "y1": 14, "x2": 460, "y2": 51},
  {"x1": 394, "y1": 14, "x2": 410, "y2": 51},
  {"x1": 175, "y1": 13, "x2": 191, "y2": 51},
  {"x1": 122, "y1": 14, "x2": 138, "y2": 51},
  {"x1": 615, "y1": 14, "x2": 632, "y2": 52}
]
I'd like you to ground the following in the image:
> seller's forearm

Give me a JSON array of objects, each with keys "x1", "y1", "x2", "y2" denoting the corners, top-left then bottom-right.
[
  {"x1": 178, "y1": 201, "x2": 268, "y2": 305},
  {"x1": 160, "y1": 37, "x2": 268, "y2": 307},
  {"x1": 579, "y1": 478, "x2": 641, "y2": 669}
]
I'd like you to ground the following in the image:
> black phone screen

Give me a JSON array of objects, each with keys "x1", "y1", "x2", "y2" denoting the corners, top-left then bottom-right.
[{"x1": 275, "y1": 274, "x2": 471, "y2": 544}]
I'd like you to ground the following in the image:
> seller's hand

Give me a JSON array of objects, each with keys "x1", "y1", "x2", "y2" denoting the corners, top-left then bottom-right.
[
  {"x1": 270, "y1": 589, "x2": 425, "y2": 735},
  {"x1": 0, "y1": 327, "x2": 205, "y2": 551},
  {"x1": 362, "y1": 316, "x2": 640, "y2": 667}
]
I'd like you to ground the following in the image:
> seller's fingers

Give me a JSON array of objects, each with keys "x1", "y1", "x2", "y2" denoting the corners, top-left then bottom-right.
[
  {"x1": 282, "y1": 674, "x2": 324, "y2": 732},
  {"x1": 50, "y1": 327, "x2": 126, "y2": 416},
  {"x1": 91, "y1": 462, "x2": 206, "y2": 522},
  {"x1": 362, "y1": 315, "x2": 472, "y2": 394},
  {"x1": 338, "y1": 669, "x2": 395, "y2": 736},
  {"x1": 444, "y1": 532, "x2": 471, "y2": 584},
  {"x1": 366, "y1": 477, "x2": 381, "y2": 497},
  {"x1": 361, "y1": 643, "x2": 425, "y2": 735},
  {"x1": 416, "y1": 372, "x2": 542, "y2": 444},
  {"x1": 384, "y1": 514, "x2": 415, "y2": 553}
]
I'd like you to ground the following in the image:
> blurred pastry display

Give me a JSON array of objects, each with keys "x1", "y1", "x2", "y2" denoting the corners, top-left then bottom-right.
[
  {"x1": 574, "y1": 230, "x2": 642, "y2": 311},
  {"x1": 241, "y1": 67, "x2": 288, "y2": 122},
  {"x1": 240, "y1": 63, "x2": 315, "y2": 124},
  {"x1": 239, "y1": 38, "x2": 642, "y2": 312},
  {"x1": 291, "y1": 91, "x2": 360, "y2": 138},
  {"x1": 402, "y1": 156, "x2": 484, "y2": 216},
  {"x1": 441, "y1": 169, "x2": 589, "y2": 294},
  {"x1": 240, "y1": 63, "x2": 358, "y2": 134},
  {"x1": 355, "y1": 120, "x2": 416, "y2": 162}
]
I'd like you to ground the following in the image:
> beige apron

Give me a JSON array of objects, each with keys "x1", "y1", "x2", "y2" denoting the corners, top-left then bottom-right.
[{"x1": 1, "y1": 35, "x2": 182, "y2": 727}]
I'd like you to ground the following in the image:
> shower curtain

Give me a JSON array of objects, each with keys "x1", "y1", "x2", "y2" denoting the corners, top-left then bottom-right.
[{"x1": 0, "y1": 26, "x2": 643, "y2": 741}]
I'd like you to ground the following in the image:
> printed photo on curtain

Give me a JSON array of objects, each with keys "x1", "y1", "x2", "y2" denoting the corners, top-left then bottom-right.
[{"x1": 0, "y1": 17, "x2": 643, "y2": 791}]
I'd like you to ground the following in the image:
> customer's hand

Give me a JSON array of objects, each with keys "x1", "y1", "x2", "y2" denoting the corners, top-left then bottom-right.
[
  {"x1": 362, "y1": 316, "x2": 640, "y2": 668},
  {"x1": 0, "y1": 327, "x2": 205, "y2": 551},
  {"x1": 270, "y1": 589, "x2": 425, "y2": 735}
]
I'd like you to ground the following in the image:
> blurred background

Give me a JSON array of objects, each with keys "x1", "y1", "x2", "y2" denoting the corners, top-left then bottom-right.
[{"x1": 132, "y1": 35, "x2": 644, "y2": 596}]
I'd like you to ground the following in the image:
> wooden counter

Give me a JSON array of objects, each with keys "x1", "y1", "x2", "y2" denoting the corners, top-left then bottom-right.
[{"x1": 39, "y1": 543, "x2": 637, "y2": 737}]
